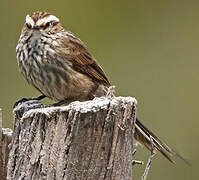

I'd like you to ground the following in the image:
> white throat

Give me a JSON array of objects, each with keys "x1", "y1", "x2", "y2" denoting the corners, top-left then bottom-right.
[{"x1": 29, "y1": 31, "x2": 42, "y2": 46}]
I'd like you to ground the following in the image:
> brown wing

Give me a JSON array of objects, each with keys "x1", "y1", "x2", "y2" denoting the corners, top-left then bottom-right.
[{"x1": 57, "y1": 32, "x2": 110, "y2": 87}]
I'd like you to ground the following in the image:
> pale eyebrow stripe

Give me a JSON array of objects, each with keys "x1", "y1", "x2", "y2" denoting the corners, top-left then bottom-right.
[
  {"x1": 25, "y1": 15, "x2": 35, "y2": 27},
  {"x1": 36, "y1": 15, "x2": 59, "y2": 26}
]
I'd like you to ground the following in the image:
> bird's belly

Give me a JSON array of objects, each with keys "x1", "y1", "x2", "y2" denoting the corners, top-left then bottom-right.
[
  {"x1": 17, "y1": 44, "x2": 95, "y2": 102},
  {"x1": 27, "y1": 62, "x2": 94, "y2": 102}
]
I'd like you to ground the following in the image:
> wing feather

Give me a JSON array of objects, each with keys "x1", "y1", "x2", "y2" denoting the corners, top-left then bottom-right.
[{"x1": 57, "y1": 33, "x2": 110, "y2": 86}]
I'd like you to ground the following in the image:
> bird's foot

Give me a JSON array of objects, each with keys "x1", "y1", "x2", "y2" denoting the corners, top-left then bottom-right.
[{"x1": 13, "y1": 95, "x2": 46, "y2": 108}]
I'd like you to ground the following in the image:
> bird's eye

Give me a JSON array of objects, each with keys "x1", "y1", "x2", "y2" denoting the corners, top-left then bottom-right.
[
  {"x1": 26, "y1": 23, "x2": 32, "y2": 29},
  {"x1": 45, "y1": 22, "x2": 51, "y2": 29}
]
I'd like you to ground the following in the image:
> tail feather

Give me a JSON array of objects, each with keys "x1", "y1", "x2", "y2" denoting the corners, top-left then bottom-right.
[{"x1": 134, "y1": 117, "x2": 189, "y2": 165}]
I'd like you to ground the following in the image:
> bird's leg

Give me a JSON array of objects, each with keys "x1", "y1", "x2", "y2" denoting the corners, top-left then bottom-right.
[{"x1": 13, "y1": 95, "x2": 46, "y2": 108}]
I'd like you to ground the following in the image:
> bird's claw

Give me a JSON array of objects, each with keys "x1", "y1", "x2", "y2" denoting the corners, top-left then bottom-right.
[
  {"x1": 13, "y1": 97, "x2": 33, "y2": 108},
  {"x1": 13, "y1": 95, "x2": 46, "y2": 108}
]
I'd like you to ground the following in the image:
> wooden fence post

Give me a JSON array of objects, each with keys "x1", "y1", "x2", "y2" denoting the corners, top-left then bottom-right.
[
  {"x1": 6, "y1": 96, "x2": 136, "y2": 180},
  {"x1": 0, "y1": 109, "x2": 13, "y2": 180}
]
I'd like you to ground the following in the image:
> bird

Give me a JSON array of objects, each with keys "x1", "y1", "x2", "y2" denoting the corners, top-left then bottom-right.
[{"x1": 16, "y1": 11, "x2": 187, "y2": 164}]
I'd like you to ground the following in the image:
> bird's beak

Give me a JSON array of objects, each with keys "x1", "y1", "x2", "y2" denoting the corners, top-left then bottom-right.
[{"x1": 32, "y1": 25, "x2": 39, "y2": 30}]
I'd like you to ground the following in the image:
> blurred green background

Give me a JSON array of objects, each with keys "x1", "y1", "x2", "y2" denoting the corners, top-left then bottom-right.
[{"x1": 0, "y1": 0, "x2": 198, "y2": 179}]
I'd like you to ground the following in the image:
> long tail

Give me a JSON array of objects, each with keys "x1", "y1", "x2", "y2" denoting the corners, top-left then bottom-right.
[{"x1": 134, "y1": 117, "x2": 189, "y2": 164}]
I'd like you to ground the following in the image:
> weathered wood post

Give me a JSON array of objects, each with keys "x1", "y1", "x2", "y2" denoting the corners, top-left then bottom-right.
[
  {"x1": 0, "y1": 109, "x2": 13, "y2": 180},
  {"x1": 6, "y1": 96, "x2": 137, "y2": 180}
]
